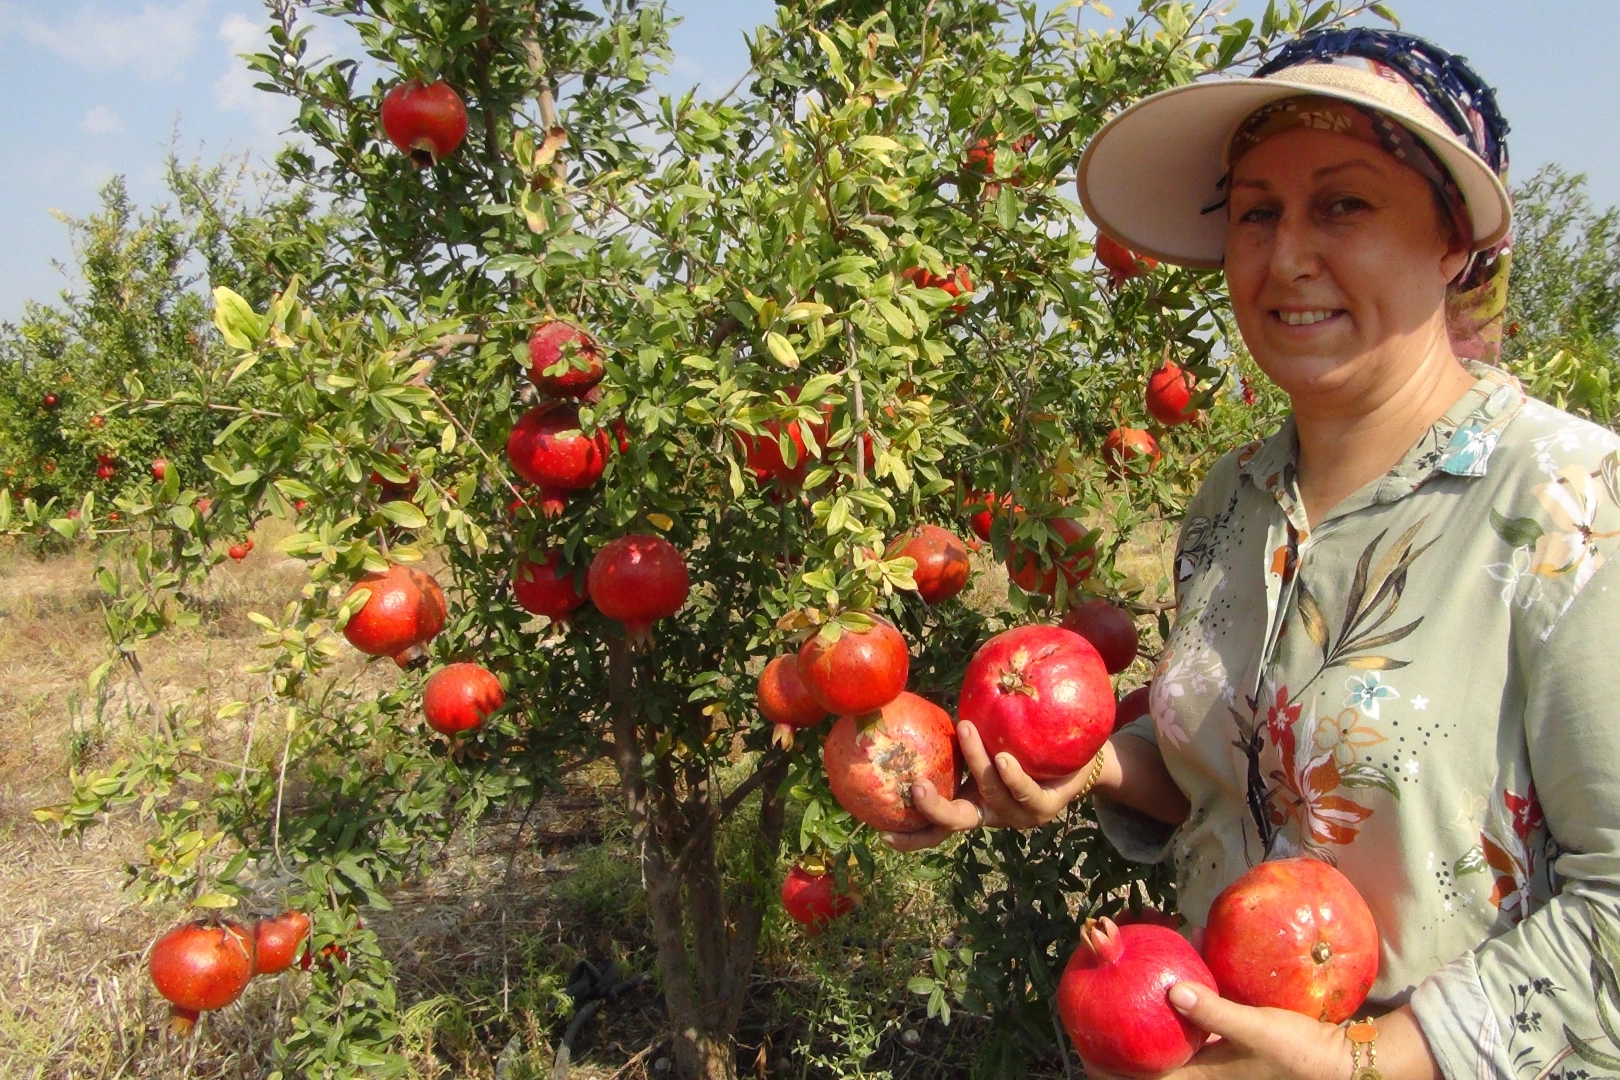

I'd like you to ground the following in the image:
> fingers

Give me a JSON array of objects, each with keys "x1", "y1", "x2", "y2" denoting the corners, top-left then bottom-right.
[
  {"x1": 879, "y1": 824, "x2": 954, "y2": 851},
  {"x1": 1167, "y1": 982, "x2": 1271, "y2": 1047},
  {"x1": 958, "y1": 721, "x2": 1014, "y2": 805},
  {"x1": 909, "y1": 777, "x2": 982, "y2": 831}
]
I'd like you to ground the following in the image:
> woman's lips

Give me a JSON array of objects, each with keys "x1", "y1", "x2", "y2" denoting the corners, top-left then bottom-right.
[{"x1": 1271, "y1": 308, "x2": 1346, "y2": 327}]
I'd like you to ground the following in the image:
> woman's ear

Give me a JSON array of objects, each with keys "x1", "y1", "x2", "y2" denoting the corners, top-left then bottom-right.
[{"x1": 1440, "y1": 227, "x2": 1472, "y2": 285}]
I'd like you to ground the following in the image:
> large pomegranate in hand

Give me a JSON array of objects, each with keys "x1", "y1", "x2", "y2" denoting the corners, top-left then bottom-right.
[
  {"x1": 380, "y1": 80, "x2": 468, "y2": 167},
  {"x1": 513, "y1": 550, "x2": 589, "y2": 622},
  {"x1": 1061, "y1": 599, "x2": 1138, "y2": 675},
  {"x1": 422, "y1": 662, "x2": 505, "y2": 735},
  {"x1": 342, "y1": 565, "x2": 447, "y2": 667},
  {"x1": 1146, "y1": 362, "x2": 1197, "y2": 427},
  {"x1": 1095, "y1": 233, "x2": 1159, "y2": 286},
  {"x1": 823, "y1": 691, "x2": 957, "y2": 832},
  {"x1": 797, "y1": 617, "x2": 910, "y2": 716},
  {"x1": 1056, "y1": 916, "x2": 1212, "y2": 1076},
  {"x1": 887, "y1": 524, "x2": 971, "y2": 604},
  {"x1": 150, "y1": 921, "x2": 256, "y2": 1025},
  {"x1": 527, "y1": 321, "x2": 604, "y2": 397},
  {"x1": 1102, "y1": 427, "x2": 1161, "y2": 473},
  {"x1": 781, "y1": 860, "x2": 856, "y2": 932},
  {"x1": 588, "y1": 534, "x2": 689, "y2": 647},
  {"x1": 958, "y1": 625, "x2": 1113, "y2": 780},
  {"x1": 1006, "y1": 516, "x2": 1096, "y2": 597},
  {"x1": 506, "y1": 403, "x2": 611, "y2": 508},
  {"x1": 1202, "y1": 857, "x2": 1380, "y2": 1023},
  {"x1": 252, "y1": 911, "x2": 312, "y2": 976}
]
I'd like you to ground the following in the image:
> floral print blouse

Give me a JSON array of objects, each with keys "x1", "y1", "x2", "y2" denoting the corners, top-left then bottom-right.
[{"x1": 1096, "y1": 363, "x2": 1620, "y2": 1079}]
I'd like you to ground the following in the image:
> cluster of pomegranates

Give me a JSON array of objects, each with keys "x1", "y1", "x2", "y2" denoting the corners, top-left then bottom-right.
[
  {"x1": 1056, "y1": 857, "x2": 1381, "y2": 1074},
  {"x1": 148, "y1": 911, "x2": 313, "y2": 1034}
]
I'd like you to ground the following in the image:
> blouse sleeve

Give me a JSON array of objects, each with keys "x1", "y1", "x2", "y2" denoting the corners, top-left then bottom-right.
[{"x1": 1411, "y1": 555, "x2": 1620, "y2": 1079}]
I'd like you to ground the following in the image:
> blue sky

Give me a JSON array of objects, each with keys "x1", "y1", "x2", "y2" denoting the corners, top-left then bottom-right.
[{"x1": 2, "y1": 0, "x2": 1616, "y2": 321}]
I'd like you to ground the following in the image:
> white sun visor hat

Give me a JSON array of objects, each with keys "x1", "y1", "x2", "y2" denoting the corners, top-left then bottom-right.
[{"x1": 1075, "y1": 59, "x2": 1513, "y2": 270}]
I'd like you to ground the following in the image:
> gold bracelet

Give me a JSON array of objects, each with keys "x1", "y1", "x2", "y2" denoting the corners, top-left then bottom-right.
[
  {"x1": 1347, "y1": 1017, "x2": 1381, "y2": 1080},
  {"x1": 1076, "y1": 746, "x2": 1108, "y2": 800}
]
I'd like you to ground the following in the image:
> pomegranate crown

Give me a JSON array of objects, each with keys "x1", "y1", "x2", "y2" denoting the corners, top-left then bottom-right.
[{"x1": 1080, "y1": 916, "x2": 1124, "y2": 966}]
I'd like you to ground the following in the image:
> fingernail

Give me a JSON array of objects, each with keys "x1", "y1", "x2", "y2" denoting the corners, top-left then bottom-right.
[
  {"x1": 958, "y1": 721, "x2": 972, "y2": 738},
  {"x1": 912, "y1": 782, "x2": 927, "y2": 801},
  {"x1": 997, "y1": 753, "x2": 1015, "y2": 771},
  {"x1": 1168, "y1": 983, "x2": 1199, "y2": 1010}
]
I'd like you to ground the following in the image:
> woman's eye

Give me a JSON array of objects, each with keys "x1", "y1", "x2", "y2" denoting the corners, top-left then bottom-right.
[
  {"x1": 1237, "y1": 205, "x2": 1278, "y2": 225},
  {"x1": 1325, "y1": 196, "x2": 1370, "y2": 216}
]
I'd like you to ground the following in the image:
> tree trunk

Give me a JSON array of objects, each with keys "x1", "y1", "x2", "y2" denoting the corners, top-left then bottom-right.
[{"x1": 607, "y1": 640, "x2": 788, "y2": 1080}]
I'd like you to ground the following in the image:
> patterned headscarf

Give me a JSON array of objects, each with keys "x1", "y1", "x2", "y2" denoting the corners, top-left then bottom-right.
[{"x1": 1247, "y1": 31, "x2": 1514, "y2": 363}]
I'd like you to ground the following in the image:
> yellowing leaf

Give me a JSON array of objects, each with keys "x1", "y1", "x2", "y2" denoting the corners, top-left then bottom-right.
[
  {"x1": 765, "y1": 331, "x2": 800, "y2": 369},
  {"x1": 647, "y1": 512, "x2": 674, "y2": 531}
]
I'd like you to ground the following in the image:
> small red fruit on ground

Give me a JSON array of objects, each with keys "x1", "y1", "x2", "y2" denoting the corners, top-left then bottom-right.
[
  {"x1": 886, "y1": 524, "x2": 971, "y2": 605},
  {"x1": 342, "y1": 565, "x2": 448, "y2": 667},
  {"x1": 1202, "y1": 857, "x2": 1380, "y2": 1023},
  {"x1": 228, "y1": 543, "x2": 249, "y2": 562},
  {"x1": 527, "y1": 320, "x2": 604, "y2": 397},
  {"x1": 149, "y1": 921, "x2": 256, "y2": 1015},
  {"x1": 513, "y1": 550, "x2": 589, "y2": 622},
  {"x1": 151, "y1": 458, "x2": 168, "y2": 481},
  {"x1": 422, "y1": 662, "x2": 505, "y2": 735},
  {"x1": 781, "y1": 860, "x2": 856, "y2": 931},
  {"x1": 381, "y1": 80, "x2": 468, "y2": 167},
  {"x1": 797, "y1": 617, "x2": 910, "y2": 717},
  {"x1": 1095, "y1": 233, "x2": 1159, "y2": 286},
  {"x1": 588, "y1": 534, "x2": 689, "y2": 647},
  {"x1": 506, "y1": 403, "x2": 611, "y2": 496},
  {"x1": 1115, "y1": 684, "x2": 1152, "y2": 733},
  {"x1": 823, "y1": 691, "x2": 958, "y2": 832},
  {"x1": 1056, "y1": 916, "x2": 1213, "y2": 1076},
  {"x1": 1060, "y1": 599, "x2": 1138, "y2": 674},
  {"x1": 1102, "y1": 427, "x2": 1162, "y2": 473},
  {"x1": 252, "y1": 912, "x2": 312, "y2": 975},
  {"x1": 1146, "y1": 362, "x2": 1197, "y2": 427},
  {"x1": 1006, "y1": 516, "x2": 1096, "y2": 596},
  {"x1": 958, "y1": 624, "x2": 1114, "y2": 780}
]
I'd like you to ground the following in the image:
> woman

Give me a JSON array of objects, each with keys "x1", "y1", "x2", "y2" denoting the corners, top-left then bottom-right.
[{"x1": 890, "y1": 29, "x2": 1620, "y2": 1080}]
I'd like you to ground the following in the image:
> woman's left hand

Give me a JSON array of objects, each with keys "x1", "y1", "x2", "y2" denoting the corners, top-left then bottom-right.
[{"x1": 1083, "y1": 983, "x2": 1354, "y2": 1080}]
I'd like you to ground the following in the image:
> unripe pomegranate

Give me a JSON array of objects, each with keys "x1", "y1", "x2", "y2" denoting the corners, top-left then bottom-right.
[
  {"x1": 1094, "y1": 233, "x2": 1158, "y2": 286},
  {"x1": 151, "y1": 458, "x2": 168, "y2": 481},
  {"x1": 342, "y1": 564, "x2": 448, "y2": 667},
  {"x1": 1145, "y1": 362, "x2": 1197, "y2": 427},
  {"x1": 506, "y1": 403, "x2": 610, "y2": 497},
  {"x1": 96, "y1": 463, "x2": 115, "y2": 481},
  {"x1": 1061, "y1": 599, "x2": 1138, "y2": 674},
  {"x1": 797, "y1": 617, "x2": 910, "y2": 717},
  {"x1": 149, "y1": 921, "x2": 256, "y2": 1022},
  {"x1": 1006, "y1": 516, "x2": 1096, "y2": 596},
  {"x1": 1115, "y1": 684, "x2": 1152, "y2": 733},
  {"x1": 252, "y1": 911, "x2": 312, "y2": 975},
  {"x1": 1202, "y1": 857, "x2": 1380, "y2": 1023},
  {"x1": 1102, "y1": 427, "x2": 1161, "y2": 473},
  {"x1": 527, "y1": 321, "x2": 604, "y2": 397},
  {"x1": 781, "y1": 859, "x2": 856, "y2": 932},
  {"x1": 958, "y1": 624, "x2": 1114, "y2": 780},
  {"x1": 587, "y1": 534, "x2": 689, "y2": 647},
  {"x1": 422, "y1": 662, "x2": 505, "y2": 735},
  {"x1": 823, "y1": 691, "x2": 958, "y2": 832},
  {"x1": 228, "y1": 543, "x2": 249, "y2": 562},
  {"x1": 380, "y1": 79, "x2": 468, "y2": 167},
  {"x1": 886, "y1": 524, "x2": 971, "y2": 604},
  {"x1": 1056, "y1": 917, "x2": 1212, "y2": 1076},
  {"x1": 512, "y1": 550, "x2": 589, "y2": 622}
]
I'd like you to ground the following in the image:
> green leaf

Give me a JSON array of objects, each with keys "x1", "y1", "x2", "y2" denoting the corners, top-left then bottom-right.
[
  {"x1": 1490, "y1": 508, "x2": 1543, "y2": 549},
  {"x1": 1454, "y1": 847, "x2": 1488, "y2": 876},
  {"x1": 192, "y1": 892, "x2": 239, "y2": 909},
  {"x1": 1566, "y1": 1025, "x2": 1620, "y2": 1070},
  {"x1": 1337, "y1": 761, "x2": 1399, "y2": 798},
  {"x1": 212, "y1": 286, "x2": 263, "y2": 349},
  {"x1": 764, "y1": 332, "x2": 800, "y2": 369}
]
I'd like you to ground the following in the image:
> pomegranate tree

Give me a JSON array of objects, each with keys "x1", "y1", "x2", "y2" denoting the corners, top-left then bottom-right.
[
  {"x1": 823, "y1": 691, "x2": 958, "y2": 832},
  {"x1": 958, "y1": 625, "x2": 1114, "y2": 779},
  {"x1": 422, "y1": 662, "x2": 506, "y2": 735},
  {"x1": 380, "y1": 80, "x2": 468, "y2": 166}
]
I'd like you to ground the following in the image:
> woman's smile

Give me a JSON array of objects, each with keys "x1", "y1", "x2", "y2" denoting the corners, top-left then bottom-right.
[{"x1": 1271, "y1": 308, "x2": 1348, "y2": 328}]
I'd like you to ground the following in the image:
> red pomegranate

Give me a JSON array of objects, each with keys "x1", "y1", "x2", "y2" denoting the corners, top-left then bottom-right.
[
  {"x1": 369, "y1": 460, "x2": 419, "y2": 501},
  {"x1": 342, "y1": 564, "x2": 448, "y2": 667},
  {"x1": 1146, "y1": 362, "x2": 1197, "y2": 427},
  {"x1": 527, "y1": 320, "x2": 604, "y2": 397},
  {"x1": 781, "y1": 860, "x2": 856, "y2": 931},
  {"x1": 151, "y1": 458, "x2": 168, "y2": 481},
  {"x1": 1094, "y1": 233, "x2": 1159, "y2": 286},
  {"x1": 1102, "y1": 427, "x2": 1162, "y2": 473},
  {"x1": 1241, "y1": 375, "x2": 1257, "y2": 406},
  {"x1": 1202, "y1": 857, "x2": 1380, "y2": 1023},
  {"x1": 758, "y1": 654, "x2": 827, "y2": 730},
  {"x1": 1115, "y1": 906, "x2": 1183, "y2": 930},
  {"x1": 42, "y1": 392, "x2": 58, "y2": 409},
  {"x1": 380, "y1": 80, "x2": 468, "y2": 167},
  {"x1": 506, "y1": 403, "x2": 611, "y2": 498},
  {"x1": 1006, "y1": 516, "x2": 1096, "y2": 596},
  {"x1": 1056, "y1": 917, "x2": 1213, "y2": 1076},
  {"x1": 1115, "y1": 684, "x2": 1152, "y2": 733},
  {"x1": 149, "y1": 921, "x2": 256, "y2": 1021},
  {"x1": 901, "y1": 264, "x2": 973, "y2": 314},
  {"x1": 96, "y1": 452, "x2": 115, "y2": 466},
  {"x1": 513, "y1": 550, "x2": 589, "y2": 622},
  {"x1": 252, "y1": 911, "x2": 312, "y2": 976},
  {"x1": 1060, "y1": 599, "x2": 1138, "y2": 674},
  {"x1": 422, "y1": 662, "x2": 505, "y2": 735},
  {"x1": 228, "y1": 543, "x2": 249, "y2": 562},
  {"x1": 89, "y1": 415, "x2": 105, "y2": 429},
  {"x1": 964, "y1": 136, "x2": 995, "y2": 174},
  {"x1": 587, "y1": 534, "x2": 690, "y2": 647},
  {"x1": 957, "y1": 624, "x2": 1114, "y2": 780},
  {"x1": 823, "y1": 691, "x2": 958, "y2": 832},
  {"x1": 96, "y1": 463, "x2": 115, "y2": 481},
  {"x1": 886, "y1": 524, "x2": 971, "y2": 605},
  {"x1": 964, "y1": 490, "x2": 1013, "y2": 543},
  {"x1": 737, "y1": 389, "x2": 831, "y2": 487},
  {"x1": 797, "y1": 617, "x2": 910, "y2": 717}
]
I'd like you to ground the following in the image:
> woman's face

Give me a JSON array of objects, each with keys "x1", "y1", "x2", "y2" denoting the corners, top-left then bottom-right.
[{"x1": 1224, "y1": 127, "x2": 1471, "y2": 403}]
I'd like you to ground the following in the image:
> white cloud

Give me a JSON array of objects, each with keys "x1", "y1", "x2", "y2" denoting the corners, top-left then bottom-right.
[
  {"x1": 80, "y1": 105, "x2": 123, "y2": 136},
  {"x1": 211, "y1": 13, "x2": 296, "y2": 150},
  {"x1": 0, "y1": 0, "x2": 211, "y2": 82}
]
